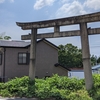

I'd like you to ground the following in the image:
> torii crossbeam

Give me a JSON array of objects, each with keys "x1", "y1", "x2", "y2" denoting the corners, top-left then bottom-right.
[{"x1": 16, "y1": 12, "x2": 100, "y2": 90}]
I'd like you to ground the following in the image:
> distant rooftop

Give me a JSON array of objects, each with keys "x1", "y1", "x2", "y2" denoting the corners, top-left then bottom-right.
[
  {"x1": 0, "y1": 38, "x2": 59, "y2": 49},
  {"x1": 0, "y1": 40, "x2": 30, "y2": 48},
  {"x1": 92, "y1": 64, "x2": 100, "y2": 70}
]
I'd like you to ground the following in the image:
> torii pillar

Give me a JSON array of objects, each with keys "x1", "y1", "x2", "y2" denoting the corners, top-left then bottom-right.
[
  {"x1": 80, "y1": 22, "x2": 93, "y2": 90},
  {"x1": 29, "y1": 28, "x2": 37, "y2": 80}
]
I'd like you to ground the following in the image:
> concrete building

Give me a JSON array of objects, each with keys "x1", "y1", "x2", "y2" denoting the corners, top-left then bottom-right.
[{"x1": 0, "y1": 39, "x2": 70, "y2": 82}]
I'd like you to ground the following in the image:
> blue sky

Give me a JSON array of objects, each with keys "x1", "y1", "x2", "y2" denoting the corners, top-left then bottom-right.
[{"x1": 0, "y1": 0, "x2": 100, "y2": 57}]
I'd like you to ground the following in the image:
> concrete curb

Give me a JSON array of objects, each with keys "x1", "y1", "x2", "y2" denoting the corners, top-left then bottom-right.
[
  {"x1": 0, "y1": 97, "x2": 38, "y2": 100},
  {"x1": 0, "y1": 97, "x2": 55, "y2": 100}
]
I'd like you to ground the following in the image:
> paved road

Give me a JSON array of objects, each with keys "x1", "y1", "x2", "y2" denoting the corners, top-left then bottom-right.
[{"x1": 0, "y1": 98, "x2": 38, "y2": 100}]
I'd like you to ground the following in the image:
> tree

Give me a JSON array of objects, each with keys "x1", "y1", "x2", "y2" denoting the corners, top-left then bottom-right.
[
  {"x1": 0, "y1": 32, "x2": 11, "y2": 40},
  {"x1": 58, "y1": 43, "x2": 99, "y2": 68},
  {"x1": 4, "y1": 36, "x2": 11, "y2": 40},
  {"x1": 97, "y1": 56, "x2": 100, "y2": 64},
  {"x1": 90, "y1": 55, "x2": 97, "y2": 66},
  {"x1": 58, "y1": 44, "x2": 82, "y2": 68}
]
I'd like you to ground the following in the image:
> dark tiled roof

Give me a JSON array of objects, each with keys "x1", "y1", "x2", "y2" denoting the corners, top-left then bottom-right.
[
  {"x1": 54, "y1": 63, "x2": 71, "y2": 71},
  {"x1": 0, "y1": 40, "x2": 30, "y2": 48},
  {"x1": 0, "y1": 39, "x2": 59, "y2": 49}
]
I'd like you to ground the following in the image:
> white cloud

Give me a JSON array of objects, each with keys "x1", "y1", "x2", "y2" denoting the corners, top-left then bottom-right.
[
  {"x1": 61, "y1": 0, "x2": 69, "y2": 3},
  {"x1": 9, "y1": 0, "x2": 14, "y2": 3},
  {"x1": 56, "y1": 1, "x2": 87, "y2": 18},
  {"x1": 0, "y1": 0, "x2": 14, "y2": 3},
  {"x1": 34, "y1": 0, "x2": 55, "y2": 10},
  {"x1": 84, "y1": 0, "x2": 100, "y2": 10},
  {"x1": 0, "y1": 0, "x2": 5, "y2": 3}
]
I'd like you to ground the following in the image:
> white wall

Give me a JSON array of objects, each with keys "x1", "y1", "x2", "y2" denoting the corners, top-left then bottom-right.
[
  {"x1": 68, "y1": 70, "x2": 84, "y2": 79},
  {"x1": 68, "y1": 69, "x2": 100, "y2": 79}
]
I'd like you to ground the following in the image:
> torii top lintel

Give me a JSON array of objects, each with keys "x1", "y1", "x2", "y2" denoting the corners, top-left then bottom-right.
[{"x1": 16, "y1": 12, "x2": 100, "y2": 30}]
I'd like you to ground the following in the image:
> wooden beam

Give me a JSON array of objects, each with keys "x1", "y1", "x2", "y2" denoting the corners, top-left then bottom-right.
[
  {"x1": 16, "y1": 12, "x2": 100, "y2": 29},
  {"x1": 21, "y1": 28, "x2": 100, "y2": 40}
]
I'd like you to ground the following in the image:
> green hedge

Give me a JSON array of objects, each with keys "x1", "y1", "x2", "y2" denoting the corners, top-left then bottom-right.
[{"x1": 0, "y1": 74, "x2": 100, "y2": 100}]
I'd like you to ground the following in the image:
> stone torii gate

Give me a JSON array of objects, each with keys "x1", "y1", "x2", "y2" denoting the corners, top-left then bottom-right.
[{"x1": 16, "y1": 12, "x2": 100, "y2": 90}]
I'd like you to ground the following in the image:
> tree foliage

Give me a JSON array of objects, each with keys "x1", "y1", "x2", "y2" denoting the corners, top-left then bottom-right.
[
  {"x1": 97, "y1": 57, "x2": 100, "y2": 64},
  {"x1": 90, "y1": 55, "x2": 97, "y2": 66},
  {"x1": 0, "y1": 32, "x2": 11, "y2": 40},
  {"x1": 4, "y1": 36, "x2": 11, "y2": 40},
  {"x1": 58, "y1": 44, "x2": 82, "y2": 68},
  {"x1": 58, "y1": 43, "x2": 100, "y2": 68}
]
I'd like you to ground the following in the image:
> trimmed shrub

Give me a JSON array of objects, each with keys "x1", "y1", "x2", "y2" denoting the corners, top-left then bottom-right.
[
  {"x1": 88, "y1": 74, "x2": 100, "y2": 100},
  {"x1": 0, "y1": 76, "x2": 35, "y2": 97},
  {"x1": 1, "y1": 74, "x2": 100, "y2": 99},
  {"x1": 67, "y1": 90, "x2": 92, "y2": 100}
]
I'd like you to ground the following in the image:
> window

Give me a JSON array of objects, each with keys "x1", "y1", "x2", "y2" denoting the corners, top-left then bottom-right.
[
  {"x1": 18, "y1": 53, "x2": 30, "y2": 65},
  {"x1": 0, "y1": 54, "x2": 2, "y2": 65}
]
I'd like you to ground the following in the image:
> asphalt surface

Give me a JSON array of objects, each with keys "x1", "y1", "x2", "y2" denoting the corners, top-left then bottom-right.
[{"x1": 0, "y1": 97, "x2": 38, "y2": 100}]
